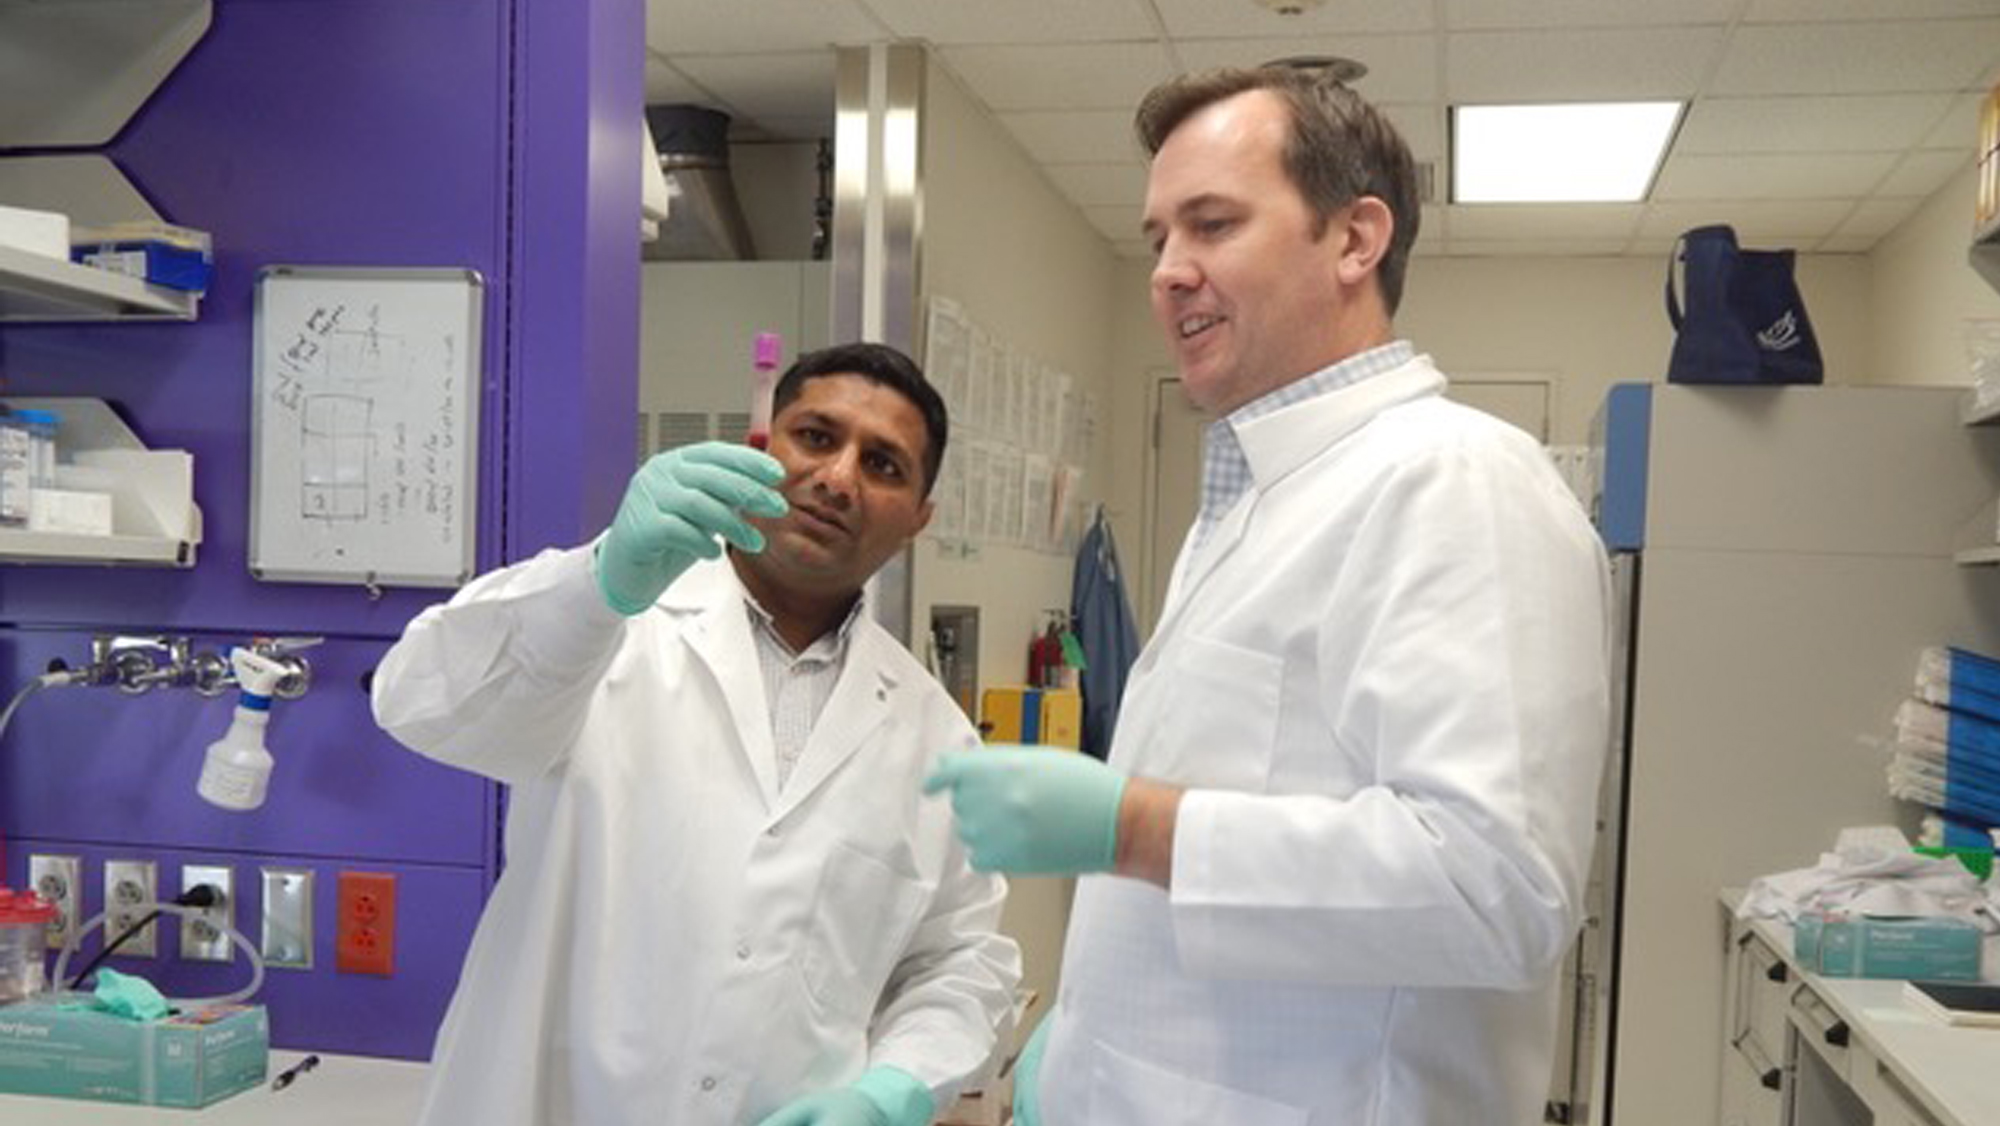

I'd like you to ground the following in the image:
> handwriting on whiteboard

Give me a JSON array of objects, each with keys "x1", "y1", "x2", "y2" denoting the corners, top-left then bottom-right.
[{"x1": 269, "y1": 301, "x2": 460, "y2": 547}]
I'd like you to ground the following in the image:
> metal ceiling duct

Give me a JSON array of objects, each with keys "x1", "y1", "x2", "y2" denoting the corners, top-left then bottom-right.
[{"x1": 643, "y1": 104, "x2": 755, "y2": 261}]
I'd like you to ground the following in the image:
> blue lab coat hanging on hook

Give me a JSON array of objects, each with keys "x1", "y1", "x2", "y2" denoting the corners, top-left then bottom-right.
[{"x1": 1069, "y1": 508, "x2": 1140, "y2": 761}]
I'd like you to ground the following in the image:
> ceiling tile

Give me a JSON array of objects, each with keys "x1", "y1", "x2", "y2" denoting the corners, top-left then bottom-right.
[
  {"x1": 646, "y1": 0, "x2": 886, "y2": 55},
  {"x1": 644, "y1": 55, "x2": 714, "y2": 107},
  {"x1": 1173, "y1": 35, "x2": 1441, "y2": 104},
  {"x1": 858, "y1": 0, "x2": 1156, "y2": 44},
  {"x1": 1443, "y1": 0, "x2": 1744, "y2": 30},
  {"x1": 1153, "y1": 0, "x2": 1434, "y2": 36},
  {"x1": 1044, "y1": 162, "x2": 1150, "y2": 208},
  {"x1": 669, "y1": 52, "x2": 838, "y2": 127},
  {"x1": 1877, "y1": 150, "x2": 1975, "y2": 197},
  {"x1": 1083, "y1": 204, "x2": 1145, "y2": 244},
  {"x1": 1446, "y1": 28, "x2": 1724, "y2": 101},
  {"x1": 1446, "y1": 203, "x2": 1642, "y2": 241},
  {"x1": 938, "y1": 42, "x2": 1175, "y2": 111},
  {"x1": 1834, "y1": 198, "x2": 1924, "y2": 239},
  {"x1": 1924, "y1": 91, "x2": 1989, "y2": 150},
  {"x1": 1450, "y1": 239, "x2": 1633, "y2": 256},
  {"x1": 1379, "y1": 103, "x2": 1447, "y2": 161},
  {"x1": 1677, "y1": 95, "x2": 1957, "y2": 154},
  {"x1": 1746, "y1": 0, "x2": 2000, "y2": 21},
  {"x1": 1653, "y1": 153, "x2": 1898, "y2": 200},
  {"x1": 999, "y1": 110, "x2": 1146, "y2": 165},
  {"x1": 1813, "y1": 233, "x2": 1882, "y2": 253},
  {"x1": 1421, "y1": 204, "x2": 1450, "y2": 242},
  {"x1": 1710, "y1": 20, "x2": 2000, "y2": 96},
  {"x1": 1638, "y1": 199, "x2": 1857, "y2": 241}
]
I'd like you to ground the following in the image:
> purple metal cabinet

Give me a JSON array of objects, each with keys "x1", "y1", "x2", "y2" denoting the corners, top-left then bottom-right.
[{"x1": 0, "y1": 0, "x2": 642, "y2": 1059}]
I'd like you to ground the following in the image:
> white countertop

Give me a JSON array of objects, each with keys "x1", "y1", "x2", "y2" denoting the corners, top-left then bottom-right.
[
  {"x1": 1730, "y1": 892, "x2": 2000, "y2": 1126},
  {"x1": 0, "y1": 1049, "x2": 429, "y2": 1125}
]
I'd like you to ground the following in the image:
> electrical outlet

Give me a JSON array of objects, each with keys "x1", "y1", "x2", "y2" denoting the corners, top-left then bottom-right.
[
  {"x1": 103, "y1": 859, "x2": 158, "y2": 959},
  {"x1": 259, "y1": 867, "x2": 313, "y2": 970},
  {"x1": 28, "y1": 854, "x2": 80, "y2": 951},
  {"x1": 181, "y1": 864, "x2": 235, "y2": 963},
  {"x1": 335, "y1": 870, "x2": 396, "y2": 976}
]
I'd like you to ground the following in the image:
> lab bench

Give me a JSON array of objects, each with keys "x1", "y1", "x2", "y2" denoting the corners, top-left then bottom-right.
[
  {"x1": 1719, "y1": 891, "x2": 2000, "y2": 1126},
  {"x1": 0, "y1": 1050, "x2": 428, "y2": 1124}
]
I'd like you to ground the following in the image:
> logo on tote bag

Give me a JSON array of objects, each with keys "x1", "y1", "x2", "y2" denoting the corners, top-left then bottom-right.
[
  {"x1": 1665, "y1": 224, "x2": 1823, "y2": 385},
  {"x1": 1756, "y1": 310, "x2": 1803, "y2": 352}
]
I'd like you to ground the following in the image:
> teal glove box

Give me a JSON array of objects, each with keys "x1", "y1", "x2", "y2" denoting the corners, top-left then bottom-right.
[{"x1": 1793, "y1": 912, "x2": 1983, "y2": 981}]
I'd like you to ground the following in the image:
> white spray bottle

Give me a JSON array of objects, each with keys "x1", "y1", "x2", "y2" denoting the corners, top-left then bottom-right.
[{"x1": 196, "y1": 648, "x2": 287, "y2": 812}]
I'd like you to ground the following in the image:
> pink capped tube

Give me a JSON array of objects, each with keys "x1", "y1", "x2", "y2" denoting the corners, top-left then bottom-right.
[{"x1": 748, "y1": 332, "x2": 782, "y2": 450}]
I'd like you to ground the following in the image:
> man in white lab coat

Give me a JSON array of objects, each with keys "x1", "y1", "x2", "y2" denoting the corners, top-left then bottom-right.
[
  {"x1": 374, "y1": 342, "x2": 1021, "y2": 1126},
  {"x1": 926, "y1": 68, "x2": 1611, "y2": 1125}
]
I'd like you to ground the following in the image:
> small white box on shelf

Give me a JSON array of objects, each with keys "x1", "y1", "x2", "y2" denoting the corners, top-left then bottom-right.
[{"x1": 28, "y1": 488, "x2": 113, "y2": 536}]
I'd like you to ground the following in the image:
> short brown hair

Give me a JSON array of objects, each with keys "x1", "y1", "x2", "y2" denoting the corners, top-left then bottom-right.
[{"x1": 1135, "y1": 67, "x2": 1420, "y2": 314}]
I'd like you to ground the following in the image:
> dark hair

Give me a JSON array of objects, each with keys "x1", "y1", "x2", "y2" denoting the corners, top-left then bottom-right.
[
  {"x1": 771, "y1": 342, "x2": 948, "y2": 496},
  {"x1": 1135, "y1": 66, "x2": 1421, "y2": 314}
]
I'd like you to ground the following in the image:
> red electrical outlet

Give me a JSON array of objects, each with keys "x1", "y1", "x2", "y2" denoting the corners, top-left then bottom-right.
[{"x1": 336, "y1": 870, "x2": 397, "y2": 976}]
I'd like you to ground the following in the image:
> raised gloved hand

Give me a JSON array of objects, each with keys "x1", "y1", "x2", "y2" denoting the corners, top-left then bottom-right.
[
  {"x1": 922, "y1": 747, "x2": 1128, "y2": 874},
  {"x1": 594, "y1": 441, "x2": 788, "y2": 615},
  {"x1": 754, "y1": 1066, "x2": 935, "y2": 1126},
  {"x1": 1011, "y1": 1018, "x2": 1049, "y2": 1126}
]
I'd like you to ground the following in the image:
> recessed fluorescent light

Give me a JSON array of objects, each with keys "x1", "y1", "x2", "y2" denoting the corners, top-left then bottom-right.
[{"x1": 1452, "y1": 102, "x2": 1683, "y2": 203}]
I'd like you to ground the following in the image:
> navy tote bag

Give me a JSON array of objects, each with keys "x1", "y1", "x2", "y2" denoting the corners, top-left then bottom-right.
[{"x1": 1665, "y1": 224, "x2": 1823, "y2": 385}]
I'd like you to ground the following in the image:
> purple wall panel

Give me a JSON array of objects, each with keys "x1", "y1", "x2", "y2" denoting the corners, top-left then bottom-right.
[
  {"x1": 0, "y1": 630, "x2": 486, "y2": 866},
  {"x1": 0, "y1": 0, "x2": 646, "y2": 1060},
  {"x1": 1, "y1": 839, "x2": 484, "y2": 1060},
  {"x1": 0, "y1": 0, "x2": 511, "y2": 632},
  {"x1": 508, "y1": 0, "x2": 641, "y2": 557}
]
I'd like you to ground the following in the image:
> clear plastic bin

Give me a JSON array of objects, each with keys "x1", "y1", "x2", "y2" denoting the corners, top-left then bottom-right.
[{"x1": 0, "y1": 887, "x2": 56, "y2": 1003}]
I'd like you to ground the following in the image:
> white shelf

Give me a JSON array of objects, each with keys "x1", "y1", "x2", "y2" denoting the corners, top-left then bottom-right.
[
  {"x1": 0, "y1": 243, "x2": 198, "y2": 322},
  {"x1": 1955, "y1": 545, "x2": 2000, "y2": 566},
  {"x1": 0, "y1": 396, "x2": 201, "y2": 567}
]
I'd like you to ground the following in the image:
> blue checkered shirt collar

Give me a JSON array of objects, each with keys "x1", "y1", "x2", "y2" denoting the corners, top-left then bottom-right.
[{"x1": 1191, "y1": 341, "x2": 1416, "y2": 549}]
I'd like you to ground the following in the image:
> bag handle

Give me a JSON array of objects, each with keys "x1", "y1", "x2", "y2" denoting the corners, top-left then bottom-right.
[
  {"x1": 1665, "y1": 225, "x2": 1739, "y2": 331},
  {"x1": 1665, "y1": 233, "x2": 1688, "y2": 330}
]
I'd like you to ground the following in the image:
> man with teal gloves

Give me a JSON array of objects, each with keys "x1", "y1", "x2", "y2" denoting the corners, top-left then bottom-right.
[
  {"x1": 924, "y1": 65, "x2": 1610, "y2": 1126},
  {"x1": 375, "y1": 343, "x2": 1020, "y2": 1126}
]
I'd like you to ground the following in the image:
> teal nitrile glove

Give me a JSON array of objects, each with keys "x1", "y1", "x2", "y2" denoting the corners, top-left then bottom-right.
[
  {"x1": 1011, "y1": 1018, "x2": 1049, "y2": 1126},
  {"x1": 754, "y1": 1066, "x2": 935, "y2": 1126},
  {"x1": 922, "y1": 746, "x2": 1128, "y2": 874},
  {"x1": 91, "y1": 967, "x2": 169, "y2": 1021},
  {"x1": 594, "y1": 441, "x2": 788, "y2": 615}
]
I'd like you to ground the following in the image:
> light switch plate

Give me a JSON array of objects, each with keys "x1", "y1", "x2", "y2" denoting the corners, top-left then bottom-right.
[{"x1": 260, "y1": 867, "x2": 313, "y2": 970}]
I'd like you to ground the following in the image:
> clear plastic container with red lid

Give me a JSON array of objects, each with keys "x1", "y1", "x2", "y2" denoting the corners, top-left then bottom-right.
[{"x1": 0, "y1": 887, "x2": 55, "y2": 1004}]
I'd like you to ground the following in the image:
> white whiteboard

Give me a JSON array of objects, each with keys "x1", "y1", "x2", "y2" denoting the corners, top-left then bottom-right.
[{"x1": 250, "y1": 266, "x2": 483, "y2": 588}]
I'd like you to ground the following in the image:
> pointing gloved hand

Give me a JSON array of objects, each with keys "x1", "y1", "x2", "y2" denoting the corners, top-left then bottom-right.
[
  {"x1": 754, "y1": 1066, "x2": 935, "y2": 1126},
  {"x1": 923, "y1": 747, "x2": 1128, "y2": 874},
  {"x1": 594, "y1": 441, "x2": 788, "y2": 615}
]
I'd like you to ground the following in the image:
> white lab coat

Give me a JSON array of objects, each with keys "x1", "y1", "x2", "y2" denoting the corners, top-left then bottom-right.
[
  {"x1": 1037, "y1": 354, "x2": 1611, "y2": 1126},
  {"x1": 372, "y1": 547, "x2": 1021, "y2": 1126}
]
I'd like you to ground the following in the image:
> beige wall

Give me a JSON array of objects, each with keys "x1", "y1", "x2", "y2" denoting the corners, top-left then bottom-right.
[
  {"x1": 1870, "y1": 162, "x2": 2000, "y2": 386},
  {"x1": 1102, "y1": 249, "x2": 1875, "y2": 607},
  {"x1": 911, "y1": 54, "x2": 1120, "y2": 1017}
]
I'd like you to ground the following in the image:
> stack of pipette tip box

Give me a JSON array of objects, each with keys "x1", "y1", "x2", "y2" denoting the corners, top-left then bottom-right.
[{"x1": 1889, "y1": 646, "x2": 2000, "y2": 866}]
